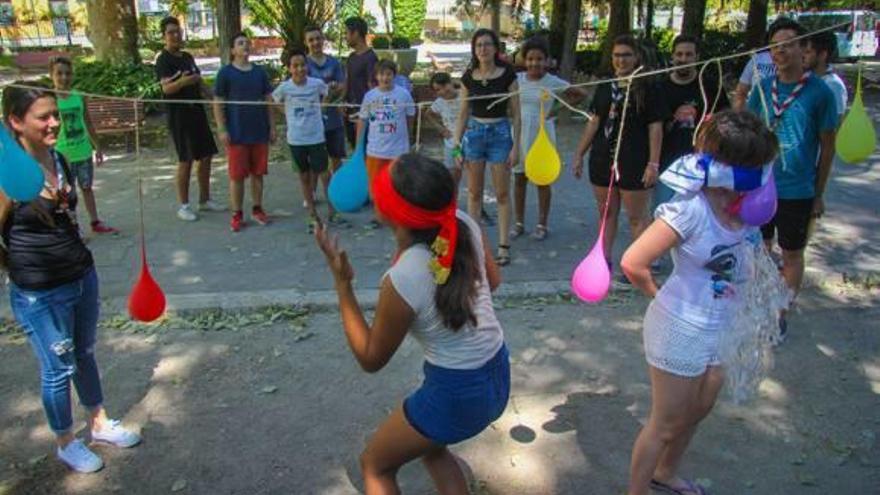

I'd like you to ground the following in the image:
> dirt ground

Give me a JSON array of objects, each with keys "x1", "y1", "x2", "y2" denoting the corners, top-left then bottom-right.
[{"x1": 0, "y1": 281, "x2": 877, "y2": 495}]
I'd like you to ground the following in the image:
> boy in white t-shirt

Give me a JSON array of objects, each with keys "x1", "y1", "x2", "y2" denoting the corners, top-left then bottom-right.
[
  {"x1": 358, "y1": 59, "x2": 415, "y2": 228},
  {"x1": 426, "y1": 72, "x2": 461, "y2": 180},
  {"x1": 272, "y1": 49, "x2": 333, "y2": 233}
]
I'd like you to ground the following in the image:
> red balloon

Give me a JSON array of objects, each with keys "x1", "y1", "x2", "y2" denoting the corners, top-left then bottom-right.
[{"x1": 128, "y1": 251, "x2": 166, "y2": 322}]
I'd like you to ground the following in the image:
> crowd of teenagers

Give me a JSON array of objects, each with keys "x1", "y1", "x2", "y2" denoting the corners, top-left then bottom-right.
[{"x1": 0, "y1": 13, "x2": 846, "y2": 495}]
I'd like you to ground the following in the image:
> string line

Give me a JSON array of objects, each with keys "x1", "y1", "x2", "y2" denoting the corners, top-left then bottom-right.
[{"x1": 1, "y1": 22, "x2": 849, "y2": 112}]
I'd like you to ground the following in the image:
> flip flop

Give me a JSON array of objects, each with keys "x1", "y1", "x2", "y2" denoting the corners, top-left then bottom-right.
[{"x1": 650, "y1": 478, "x2": 708, "y2": 495}]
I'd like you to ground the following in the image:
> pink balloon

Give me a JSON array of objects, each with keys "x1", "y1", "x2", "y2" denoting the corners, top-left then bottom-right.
[
  {"x1": 740, "y1": 173, "x2": 778, "y2": 227},
  {"x1": 571, "y1": 233, "x2": 611, "y2": 303}
]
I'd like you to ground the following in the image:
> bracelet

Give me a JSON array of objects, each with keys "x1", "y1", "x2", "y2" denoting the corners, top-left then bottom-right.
[
  {"x1": 452, "y1": 145, "x2": 463, "y2": 159},
  {"x1": 648, "y1": 162, "x2": 660, "y2": 171}
]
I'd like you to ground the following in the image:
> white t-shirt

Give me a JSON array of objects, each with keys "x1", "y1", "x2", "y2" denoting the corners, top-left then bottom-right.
[
  {"x1": 654, "y1": 193, "x2": 761, "y2": 331},
  {"x1": 822, "y1": 70, "x2": 848, "y2": 123},
  {"x1": 386, "y1": 210, "x2": 504, "y2": 370},
  {"x1": 517, "y1": 72, "x2": 569, "y2": 161},
  {"x1": 739, "y1": 51, "x2": 776, "y2": 86},
  {"x1": 430, "y1": 96, "x2": 461, "y2": 149},
  {"x1": 359, "y1": 86, "x2": 415, "y2": 159},
  {"x1": 272, "y1": 77, "x2": 328, "y2": 146}
]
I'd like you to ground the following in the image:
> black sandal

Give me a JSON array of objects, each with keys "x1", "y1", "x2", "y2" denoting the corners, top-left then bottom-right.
[
  {"x1": 650, "y1": 478, "x2": 708, "y2": 495},
  {"x1": 495, "y1": 244, "x2": 511, "y2": 266}
]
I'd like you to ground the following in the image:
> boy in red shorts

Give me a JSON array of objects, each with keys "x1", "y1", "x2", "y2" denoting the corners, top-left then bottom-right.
[{"x1": 213, "y1": 32, "x2": 275, "y2": 232}]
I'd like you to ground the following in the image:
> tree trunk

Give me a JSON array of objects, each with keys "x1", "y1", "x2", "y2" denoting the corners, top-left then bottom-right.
[
  {"x1": 602, "y1": 0, "x2": 631, "y2": 73},
  {"x1": 86, "y1": 0, "x2": 139, "y2": 64},
  {"x1": 745, "y1": 0, "x2": 769, "y2": 49},
  {"x1": 216, "y1": 0, "x2": 241, "y2": 65},
  {"x1": 646, "y1": 0, "x2": 655, "y2": 40},
  {"x1": 549, "y1": 0, "x2": 566, "y2": 61},
  {"x1": 491, "y1": 0, "x2": 501, "y2": 34},
  {"x1": 636, "y1": 0, "x2": 643, "y2": 28},
  {"x1": 668, "y1": 4, "x2": 674, "y2": 29},
  {"x1": 681, "y1": 0, "x2": 707, "y2": 39},
  {"x1": 292, "y1": 0, "x2": 306, "y2": 50},
  {"x1": 558, "y1": 0, "x2": 581, "y2": 79}
]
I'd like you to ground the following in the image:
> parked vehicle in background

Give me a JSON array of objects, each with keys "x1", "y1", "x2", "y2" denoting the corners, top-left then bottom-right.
[{"x1": 787, "y1": 10, "x2": 879, "y2": 61}]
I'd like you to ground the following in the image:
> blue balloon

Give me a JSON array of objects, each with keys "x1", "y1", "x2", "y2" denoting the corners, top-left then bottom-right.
[
  {"x1": 329, "y1": 128, "x2": 369, "y2": 213},
  {"x1": 0, "y1": 125, "x2": 44, "y2": 201}
]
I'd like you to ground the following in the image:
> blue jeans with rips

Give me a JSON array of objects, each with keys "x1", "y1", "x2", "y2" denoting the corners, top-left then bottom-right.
[{"x1": 10, "y1": 267, "x2": 103, "y2": 434}]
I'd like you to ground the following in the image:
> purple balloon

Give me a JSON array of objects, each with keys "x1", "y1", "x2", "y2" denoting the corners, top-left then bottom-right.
[{"x1": 740, "y1": 173, "x2": 778, "y2": 226}]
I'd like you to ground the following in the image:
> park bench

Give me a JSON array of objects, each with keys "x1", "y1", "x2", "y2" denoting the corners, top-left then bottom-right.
[
  {"x1": 13, "y1": 50, "x2": 68, "y2": 71},
  {"x1": 86, "y1": 98, "x2": 146, "y2": 152}
]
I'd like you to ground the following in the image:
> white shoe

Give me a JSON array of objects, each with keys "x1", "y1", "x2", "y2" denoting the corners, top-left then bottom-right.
[
  {"x1": 302, "y1": 199, "x2": 308, "y2": 209},
  {"x1": 198, "y1": 199, "x2": 227, "y2": 212},
  {"x1": 92, "y1": 419, "x2": 142, "y2": 448},
  {"x1": 57, "y1": 439, "x2": 103, "y2": 473},
  {"x1": 177, "y1": 204, "x2": 198, "y2": 221}
]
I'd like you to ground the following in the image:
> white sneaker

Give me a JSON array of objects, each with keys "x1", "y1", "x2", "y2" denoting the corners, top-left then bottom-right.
[
  {"x1": 302, "y1": 199, "x2": 308, "y2": 209},
  {"x1": 57, "y1": 439, "x2": 103, "y2": 473},
  {"x1": 177, "y1": 204, "x2": 198, "y2": 221},
  {"x1": 198, "y1": 199, "x2": 227, "y2": 212},
  {"x1": 92, "y1": 419, "x2": 142, "y2": 448}
]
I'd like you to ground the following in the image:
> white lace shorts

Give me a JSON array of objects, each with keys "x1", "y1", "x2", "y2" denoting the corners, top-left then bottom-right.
[{"x1": 643, "y1": 301, "x2": 721, "y2": 378}]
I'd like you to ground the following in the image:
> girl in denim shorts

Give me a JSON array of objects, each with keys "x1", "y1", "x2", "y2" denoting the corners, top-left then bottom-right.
[
  {"x1": 453, "y1": 28, "x2": 521, "y2": 266},
  {"x1": 315, "y1": 153, "x2": 509, "y2": 494}
]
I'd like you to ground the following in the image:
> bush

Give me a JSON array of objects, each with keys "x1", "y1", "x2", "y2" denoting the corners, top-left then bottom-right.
[
  {"x1": 372, "y1": 36, "x2": 391, "y2": 49},
  {"x1": 574, "y1": 49, "x2": 602, "y2": 75},
  {"x1": 255, "y1": 60, "x2": 285, "y2": 85},
  {"x1": 64, "y1": 60, "x2": 163, "y2": 112},
  {"x1": 390, "y1": 36, "x2": 410, "y2": 49},
  {"x1": 391, "y1": 0, "x2": 426, "y2": 41}
]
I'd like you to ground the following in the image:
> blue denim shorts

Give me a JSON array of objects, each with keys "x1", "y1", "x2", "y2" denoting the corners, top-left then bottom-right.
[
  {"x1": 403, "y1": 344, "x2": 510, "y2": 445},
  {"x1": 70, "y1": 158, "x2": 95, "y2": 189},
  {"x1": 462, "y1": 118, "x2": 513, "y2": 164}
]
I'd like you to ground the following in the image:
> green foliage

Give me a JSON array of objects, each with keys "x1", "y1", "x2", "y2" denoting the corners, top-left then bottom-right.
[
  {"x1": 372, "y1": 36, "x2": 391, "y2": 49},
  {"x1": 245, "y1": 0, "x2": 335, "y2": 52},
  {"x1": 256, "y1": 61, "x2": 285, "y2": 84},
  {"x1": 65, "y1": 60, "x2": 163, "y2": 112},
  {"x1": 391, "y1": 36, "x2": 411, "y2": 49},
  {"x1": 391, "y1": 0, "x2": 426, "y2": 41}
]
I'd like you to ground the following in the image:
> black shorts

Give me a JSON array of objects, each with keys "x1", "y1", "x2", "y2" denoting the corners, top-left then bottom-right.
[
  {"x1": 324, "y1": 127, "x2": 347, "y2": 160},
  {"x1": 290, "y1": 144, "x2": 328, "y2": 174},
  {"x1": 168, "y1": 105, "x2": 218, "y2": 163},
  {"x1": 589, "y1": 159, "x2": 651, "y2": 191},
  {"x1": 761, "y1": 198, "x2": 814, "y2": 251}
]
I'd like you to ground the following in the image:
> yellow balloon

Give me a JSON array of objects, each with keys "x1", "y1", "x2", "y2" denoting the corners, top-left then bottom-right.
[
  {"x1": 525, "y1": 97, "x2": 562, "y2": 186},
  {"x1": 836, "y1": 68, "x2": 877, "y2": 164}
]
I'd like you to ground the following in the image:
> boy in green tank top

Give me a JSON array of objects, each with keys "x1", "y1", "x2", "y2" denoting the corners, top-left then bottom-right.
[{"x1": 50, "y1": 57, "x2": 118, "y2": 234}]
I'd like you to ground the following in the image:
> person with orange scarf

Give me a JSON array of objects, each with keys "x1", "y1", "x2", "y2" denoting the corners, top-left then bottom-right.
[{"x1": 315, "y1": 153, "x2": 508, "y2": 494}]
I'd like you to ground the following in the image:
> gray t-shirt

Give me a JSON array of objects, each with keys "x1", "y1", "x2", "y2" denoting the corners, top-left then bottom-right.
[{"x1": 386, "y1": 211, "x2": 504, "y2": 370}]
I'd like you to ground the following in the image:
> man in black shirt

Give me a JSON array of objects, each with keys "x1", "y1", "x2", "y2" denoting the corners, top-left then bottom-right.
[
  {"x1": 657, "y1": 35, "x2": 729, "y2": 206},
  {"x1": 155, "y1": 16, "x2": 222, "y2": 222}
]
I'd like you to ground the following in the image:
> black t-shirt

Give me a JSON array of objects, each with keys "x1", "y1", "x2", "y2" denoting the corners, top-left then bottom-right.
[
  {"x1": 588, "y1": 81, "x2": 665, "y2": 172},
  {"x1": 462, "y1": 64, "x2": 517, "y2": 118},
  {"x1": 155, "y1": 49, "x2": 204, "y2": 113},
  {"x1": 3, "y1": 151, "x2": 94, "y2": 290},
  {"x1": 659, "y1": 76, "x2": 730, "y2": 170}
]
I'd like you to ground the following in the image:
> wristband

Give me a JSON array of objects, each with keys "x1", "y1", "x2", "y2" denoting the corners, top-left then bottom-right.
[
  {"x1": 648, "y1": 162, "x2": 660, "y2": 171},
  {"x1": 452, "y1": 145, "x2": 462, "y2": 159}
]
